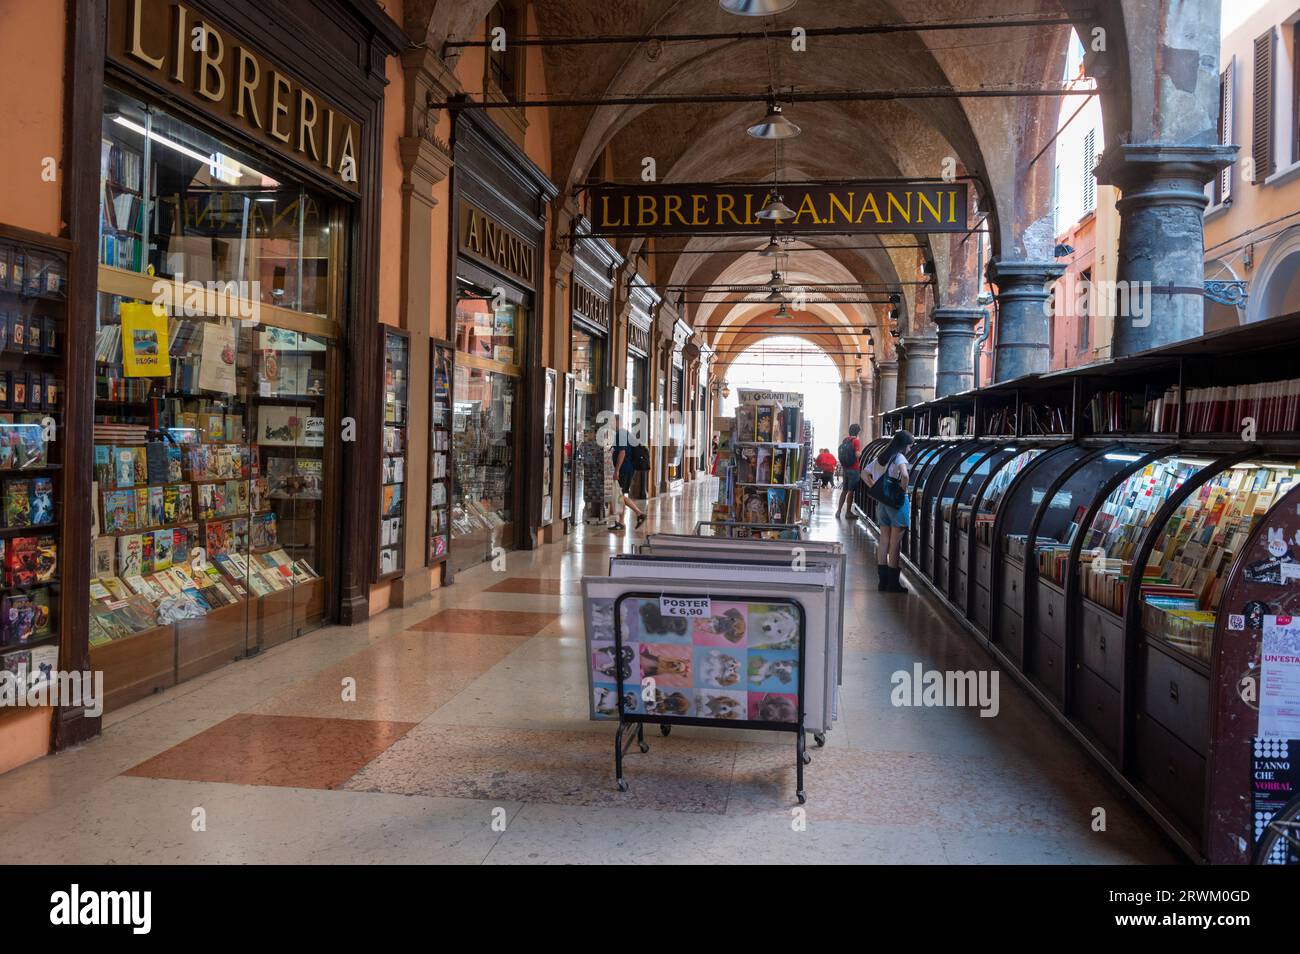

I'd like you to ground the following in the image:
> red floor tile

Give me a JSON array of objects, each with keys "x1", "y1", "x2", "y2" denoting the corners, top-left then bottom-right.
[
  {"x1": 123, "y1": 714, "x2": 415, "y2": 789},
  {"x1": 409, "y1": 607, "x2": 560, "y2": 636}
]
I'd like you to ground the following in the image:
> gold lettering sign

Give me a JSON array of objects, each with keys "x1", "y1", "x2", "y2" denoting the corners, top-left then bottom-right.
[
  {"x1": 460, "y1": 203, "x2": 536, "y2": 288},
  {"x1": 108, "y1": 0, "x2": 362, "y2": 194},
  {"x1": 572, "y1": 281, "x2": 610, "y2": 330},
  {"x1": 588, "y1": 182, "x2": 968, "y2": 236}
]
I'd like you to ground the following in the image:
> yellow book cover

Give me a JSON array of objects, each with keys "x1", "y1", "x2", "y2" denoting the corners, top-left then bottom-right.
[{"x1": 121, "y1": 301, "x2": 171, "y2": 377}]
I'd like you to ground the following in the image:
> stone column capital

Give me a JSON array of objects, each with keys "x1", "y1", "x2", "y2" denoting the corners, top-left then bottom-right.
[
  {"x1": 1094, "y1": 142, "x2": 1237, "y2": 189},
  {"x1": 985, "y1": 259, "x2": 1065, "y2": 289},
  {"x1": 899, "y1": 334, "x2": 938, "y2": 357},
  {"x1": 931, "y1": 307, "x2": 985, "y2": 332}
]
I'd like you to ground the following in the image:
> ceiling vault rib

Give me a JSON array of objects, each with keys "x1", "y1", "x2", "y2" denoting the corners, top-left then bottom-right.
[
  {"x1": 443, "y1": 15, "x2": 1082, "y2": 51},
  {"x1": 437, "y1": 85, "x2": 1097, "y2": 111}
]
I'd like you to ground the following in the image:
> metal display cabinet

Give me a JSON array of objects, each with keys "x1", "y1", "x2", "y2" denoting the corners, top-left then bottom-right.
[
  {"x1": 988, "y1": 443, "x2": 1095, "y2": 666},
  {"x1": 857, "y1": 312, "x2": 1300, "y2": 862}
]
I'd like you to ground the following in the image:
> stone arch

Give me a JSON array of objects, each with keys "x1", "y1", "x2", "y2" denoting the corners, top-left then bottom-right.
[{"x1": 1246, "y1": 227, "x2": 1300, "y2": 324}]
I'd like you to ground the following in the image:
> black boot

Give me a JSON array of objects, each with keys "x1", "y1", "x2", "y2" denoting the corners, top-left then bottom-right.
[
  {"x1": 886, "y1": 566, "x2": 909, "y2": 594},
  {"x1": 877, "y1": 565, "x2": 888, "y2": 591}
]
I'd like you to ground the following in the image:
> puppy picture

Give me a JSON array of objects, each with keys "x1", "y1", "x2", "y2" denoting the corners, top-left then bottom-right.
[
  {"x1": 747, "y1": 605, "x2": 799, "y2": 651},
  {"x1": 692, "y1": 603, "x2": 748, "y2": 647},
  {"x1": 591, "y1": 642, "x2": 640, "y2": 684},
  {"x1": 647, "y1": 689, "x2": 692, "y2": 717},
  {"x1": 588, "y1": 598, "x2": 615, "y2": 642},
  {"x1": 748, "y1": 652, "x2": 798, "y2": 689},
  {"x1": 749, "y1": 692, "x2": 798, "y2": 724},
  {"x1": 639, "y1": 642, "x2": 692, "y2": 687},
  {"x1": 636, "y1": 601, "x2": 690, "y2": 640},
  {"x1": 696, "y1": 689, "x2": 746, "y2": 720},
  {"x1": 695, "y1": 647, "x2": 743, "y2": 688}
]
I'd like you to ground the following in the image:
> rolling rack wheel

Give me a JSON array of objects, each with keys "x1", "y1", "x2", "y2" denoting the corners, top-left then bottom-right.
[
  {"x1": 801, "y1": 752, "x2": 812, "y2": 766},
  {"x1": 618, "y1": 779, "x2": 629, "y2": 792},
  {"x1": 638, "y1": 741, "x2": 650, "y2": 753},
  {"x1": 814, "y1": 732, "x2": 826, "y2": 748},
  {"x1": 796, "y1": 791, "x2": 806, "y2": 805},
  {"x1": 659, "y1": 725, "x2": 671, "y2": 737}
]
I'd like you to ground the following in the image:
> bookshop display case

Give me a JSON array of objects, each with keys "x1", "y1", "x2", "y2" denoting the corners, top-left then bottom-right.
[
  {"x1": 378, "y1": 329, "x2": 409, "y2": 580},
  {"x1": 857, "y1": 312, "x2": 1300, "y2": 862},
  {"x1": 0, "y1": 229, "x2": 67, "y2": 698},
  {"x1": 89, "y1": 87, "x2": 341, "y2": 712},
  {"x1": 428, "y1": 340, "x2": 453, "y2": 567}
]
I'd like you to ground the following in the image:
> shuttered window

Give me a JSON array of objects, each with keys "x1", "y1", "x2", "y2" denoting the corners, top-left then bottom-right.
[
  {"x1": 1254, "y1": 29, "x2": 1275, "y2": 182},
  {"x1": 1082, "y1": 129, "x2": 1096, "y2": 214},
  {"x1": 1219, "y1": 56, "x2": 1235, "y2": 204}
]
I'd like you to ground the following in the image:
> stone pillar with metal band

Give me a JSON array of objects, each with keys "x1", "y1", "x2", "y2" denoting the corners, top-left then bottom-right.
[
  {"x1": 986, "y1": 260, "x2": 1064, "y2": 381},
  {"x1": 848, "y1": 380, "x2": 863, "y2": 433},
  {"x1": 875, "y1": 359, "x2": 900, "y2": 416},
  {"x1": 900, "y1": 335, "x2": 938, "y2": 406},
  {"x1": 932, "y1": 307, "x2": 984, "y2": 397},
  {"x1": 1094, "y1": 143, "x2": 1237, "y2": 355},
  {"x1": 839, "y1": 382, "x2": 853, "y2": 438}
]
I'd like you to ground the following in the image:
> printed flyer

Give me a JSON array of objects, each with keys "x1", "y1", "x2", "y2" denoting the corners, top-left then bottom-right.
[{"x1": 1261, "y1": 615, "x2": 1300, "y2": 740}]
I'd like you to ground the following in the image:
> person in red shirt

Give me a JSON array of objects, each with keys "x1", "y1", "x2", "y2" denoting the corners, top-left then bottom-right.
[
  {"x1": 814, "y1": 447, "x2": 838, "y2": 489},
  {"x1": 835, "y1": 423, "x2": 863, "y2": 519}
]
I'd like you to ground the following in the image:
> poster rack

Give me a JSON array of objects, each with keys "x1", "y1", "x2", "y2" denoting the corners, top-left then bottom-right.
[{"x1": 612, "y1": 591, "x2": 810, "y2": 803}]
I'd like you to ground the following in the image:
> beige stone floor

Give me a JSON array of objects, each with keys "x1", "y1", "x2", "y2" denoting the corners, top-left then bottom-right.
[{"x1": 0, "y1": 480, "x2": 1180, "y2": 864}]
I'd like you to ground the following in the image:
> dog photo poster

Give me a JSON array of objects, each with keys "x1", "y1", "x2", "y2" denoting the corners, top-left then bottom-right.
[{"x1": 585, "y1": 594, "x2": 800, "y2": 725}]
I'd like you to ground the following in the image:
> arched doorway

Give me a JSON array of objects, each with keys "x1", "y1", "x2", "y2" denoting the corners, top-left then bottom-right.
[{"x1": 719, "y1": 336, "x2": 846, "y2": 453}]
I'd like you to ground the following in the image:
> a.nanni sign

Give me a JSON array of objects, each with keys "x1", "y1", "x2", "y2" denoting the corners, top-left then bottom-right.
[
  {"x1": 588, "y1": 181, "x2": 968, "y2": 236},
  {"x1": 109, "y1": 0, "x2": 363, "y2": 194}
]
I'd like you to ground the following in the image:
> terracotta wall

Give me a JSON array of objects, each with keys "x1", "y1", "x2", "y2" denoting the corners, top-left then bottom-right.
[
  {"x1": 0, "y1": 0, "x2": 65, "y2": 236},
  {"x1": 0, "y1": 0, "x2": 65, "y2": 772}
]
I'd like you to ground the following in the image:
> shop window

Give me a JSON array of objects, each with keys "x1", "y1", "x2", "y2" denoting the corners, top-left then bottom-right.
[
  {"x1": 90, "y1": 87, "x2": 345, "y2": 713},
  {"x1": 485, "y1": 2, "x2": 524, "y2": 103},
  {"x1": 455, "y1": 280, "x2": 522, "y2": 368}
]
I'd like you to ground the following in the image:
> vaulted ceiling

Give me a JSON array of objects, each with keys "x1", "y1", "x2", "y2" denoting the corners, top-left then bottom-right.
[{"x1": 405, "y1": 0, "x2": 1150, "y2": 379}]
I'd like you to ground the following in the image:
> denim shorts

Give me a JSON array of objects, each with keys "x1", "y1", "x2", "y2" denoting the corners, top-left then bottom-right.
[
  {"x1": 877, "y1": 496, "x2": 910, "y2": 528},
  {"x1": 844, "y1": 470, "x2": 861, "y2": 490}
]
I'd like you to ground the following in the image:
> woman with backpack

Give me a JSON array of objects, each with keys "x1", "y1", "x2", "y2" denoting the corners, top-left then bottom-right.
[{"x1": 863, "y1": 430, "x2": 914, "y2": 593}]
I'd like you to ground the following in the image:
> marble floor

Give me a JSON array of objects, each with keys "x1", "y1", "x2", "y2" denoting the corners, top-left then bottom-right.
[{"x1": 0, "y1": 480, "x2": 1180, "y2": 864}]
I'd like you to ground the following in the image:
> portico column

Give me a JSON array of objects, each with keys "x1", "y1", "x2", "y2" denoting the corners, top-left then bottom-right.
[
  {"x1": 900, "y1": 335, "x2": 938, "y2": 405},
  {"x1": 859, "y1": 376, "x2": 876, "y2": 439},
  {"x1": 839, "y1": 382, "x2": 852, "y2": 437},
  {"x1": 1094, "y1": 143, "x2": 1236, "y2": 354},
  {"x1": 848, "y1": 380, "x2": 863, "y2": 432},
  {"x1": 932, "y1": 307, "x2": 983, "y2": 397},
  {"x1": 876, "y1": 360, "x2": 899, "y2": 416},
  {"x1": 986, "y1": 260, "x2": 1064, "y2": 381}
]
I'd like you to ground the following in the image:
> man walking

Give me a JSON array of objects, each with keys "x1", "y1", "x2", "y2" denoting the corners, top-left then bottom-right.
[
  {"x1": 609, "y1": 414, "x2": 646, "y2": 532},
  {"x1": 835, "y1": 423, "x2": 863, "y2": 519}
]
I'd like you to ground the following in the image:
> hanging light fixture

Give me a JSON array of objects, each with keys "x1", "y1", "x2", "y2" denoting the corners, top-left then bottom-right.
[
  {"x1": 757, "y1": 193, "x2": 795, "y2": 221},
  {"x1": 774, "y1": 300, "x2": 792, "y2": 319},
  {"x1": 747, "y1": 102, "x2": 801, "y2": 140},
  {"x1": 720, "y1": 0, "x2": 798, "y2": 14},
  {"x1": 757, "y1": 235, "x2": 782, "y2": 257}
]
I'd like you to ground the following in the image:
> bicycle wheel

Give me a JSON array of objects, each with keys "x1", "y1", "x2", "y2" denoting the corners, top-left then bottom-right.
[{"x1": 1253, "y1": 793, "x2": 1300, "y2": 864}]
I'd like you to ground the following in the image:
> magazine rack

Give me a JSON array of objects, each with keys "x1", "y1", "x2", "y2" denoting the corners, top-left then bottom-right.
[
  {"x1": 612, "y1": 591, "x2": 810, "y2": 803},
  {"x1": 693, "y1": 519, "x2": 806, "y2": 540}
]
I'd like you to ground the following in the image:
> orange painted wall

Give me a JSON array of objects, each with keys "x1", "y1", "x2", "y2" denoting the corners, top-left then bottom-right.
[
  {"x1": 0, "y1": 0, "x2": 63, "y2": 774},
  {"x1": 0, "y1": 0, "x2": 66, "y2": 236}
]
